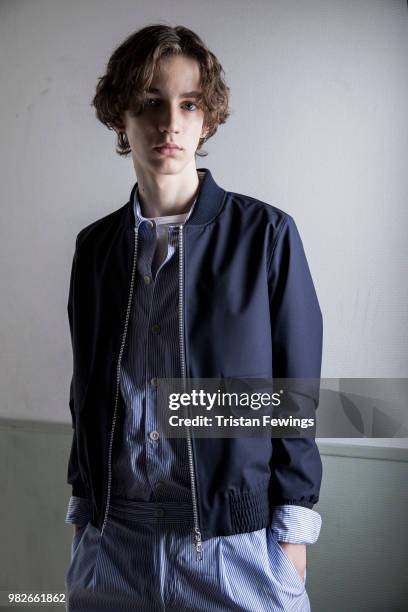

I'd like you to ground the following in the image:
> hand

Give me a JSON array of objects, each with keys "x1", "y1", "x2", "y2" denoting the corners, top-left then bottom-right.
[
  {"x1": 277, "y1": 542, "x2": 306, "y2": 581},
  {"x1": 73, "y1": 524, "x2": 83, "y2": 537}
]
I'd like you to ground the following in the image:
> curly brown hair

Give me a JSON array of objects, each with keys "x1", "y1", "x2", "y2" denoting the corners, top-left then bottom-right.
[{"x1": 91, "y1": 24, "x2": 231, "y2": 157}]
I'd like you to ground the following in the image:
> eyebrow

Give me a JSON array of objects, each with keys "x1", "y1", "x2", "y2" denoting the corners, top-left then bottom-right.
[{"x1": 147, "y1": 88, "x2": 201, "y2": 98}]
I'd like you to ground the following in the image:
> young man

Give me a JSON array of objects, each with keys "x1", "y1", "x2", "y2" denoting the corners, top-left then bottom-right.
[{"x1": 64, "y1": 24, "x2": 323, "y2": 612}]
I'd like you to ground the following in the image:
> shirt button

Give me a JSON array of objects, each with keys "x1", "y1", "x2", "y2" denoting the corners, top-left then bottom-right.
[
  {"x1": 149, "y1": 430, "x2": 160, "y2": 441},
  {"x1": 151, "y1": 324, "x2": 160, "y2": 334},
  {"x1": 143, "y1": 274, "x2": 152, "y2": 284},
  {"x1": 154, "y1": 508, "x2": 165, "y2": 518},
  {"x1": 150, "y1": 377, "x2": 158, "y2": 386}
]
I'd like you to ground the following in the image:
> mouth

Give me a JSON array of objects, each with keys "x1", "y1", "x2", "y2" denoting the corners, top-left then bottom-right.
[{"x1": 153, "y1": 145, "x2": 182, "y2": 155}]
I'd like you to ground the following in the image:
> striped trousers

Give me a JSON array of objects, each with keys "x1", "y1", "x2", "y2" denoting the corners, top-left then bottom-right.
[{"x1": 65, "y1": 497, "x2": 311, "y2": 611}]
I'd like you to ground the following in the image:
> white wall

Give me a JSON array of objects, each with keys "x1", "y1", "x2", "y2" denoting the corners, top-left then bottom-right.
[{"x1": 1, "y1": 1, "x2": 407, "y2": 437}]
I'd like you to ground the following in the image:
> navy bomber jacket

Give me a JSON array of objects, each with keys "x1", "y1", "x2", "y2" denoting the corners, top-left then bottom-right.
[{"x1": 66, "y1": 167, "x2": 323, "y2": 550}]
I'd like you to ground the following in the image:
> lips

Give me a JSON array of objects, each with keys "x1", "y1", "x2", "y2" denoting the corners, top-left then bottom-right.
[
  {"x1": 154, "y1": 144, "x2": 181, "y2": 150},
  {"x1": 153, "y1": 144, "x2": 182, "y2": 157}
]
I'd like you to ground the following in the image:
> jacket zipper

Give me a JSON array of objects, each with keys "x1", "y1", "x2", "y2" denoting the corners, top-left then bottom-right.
[
  {"x1": 101, "y1": 225, "x2": 139, "y2": 535},
  {"x1": 178, "y1": 224, "x2": 203, "y2": 561},
  {"x1": 101, "y1": 222, "x2": 203, "y2": 558}
]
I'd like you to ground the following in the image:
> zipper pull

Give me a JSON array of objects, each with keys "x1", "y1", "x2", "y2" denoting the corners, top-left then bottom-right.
[{"x1": 192, "y1": 527, "x2": 203, "y2": 561}]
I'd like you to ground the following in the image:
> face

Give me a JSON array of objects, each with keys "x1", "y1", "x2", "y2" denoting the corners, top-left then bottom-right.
[{"x1": 122, "y1": 54, "x2": 208, "y2": 176}]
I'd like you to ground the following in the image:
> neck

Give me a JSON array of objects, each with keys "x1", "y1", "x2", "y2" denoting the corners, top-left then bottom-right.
[{"x1": 133, "y1": 159, "x2": 201, "y2": 218}]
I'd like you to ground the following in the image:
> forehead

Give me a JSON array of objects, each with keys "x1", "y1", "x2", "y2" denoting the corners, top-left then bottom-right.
[{"x1": 150, "y1": 55, "x2": 202, "y2": 92}]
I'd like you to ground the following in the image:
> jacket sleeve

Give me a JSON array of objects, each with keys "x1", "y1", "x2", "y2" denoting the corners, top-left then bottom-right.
[
  {"x1": 267, "y1": 214, "x2": 323, "y2": 512},
  {"x1": 66, "y1": 236, "x2": 89, "y2": 500}
]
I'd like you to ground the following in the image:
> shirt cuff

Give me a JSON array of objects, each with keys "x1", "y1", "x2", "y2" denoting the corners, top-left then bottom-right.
[
  {"x1": 65, "y1": 495, "x2": 92, "y2": 526},
  {"x1": 270, "y1": 504, "x2": 322, "y2": 544}
]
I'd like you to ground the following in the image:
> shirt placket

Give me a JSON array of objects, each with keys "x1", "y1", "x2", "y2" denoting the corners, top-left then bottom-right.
[{"x1": 143, "y1": 224, "x2": 180, "y2": 499}]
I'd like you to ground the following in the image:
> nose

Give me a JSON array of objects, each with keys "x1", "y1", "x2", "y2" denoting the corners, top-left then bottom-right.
[{"x1": 158, "y1": 101, "x2": 181, "y2": 134}]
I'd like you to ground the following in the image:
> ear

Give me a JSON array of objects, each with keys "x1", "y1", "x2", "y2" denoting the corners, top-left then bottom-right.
[{"x1": 116, "y1": 110, "x2": 127, "y2": 132}]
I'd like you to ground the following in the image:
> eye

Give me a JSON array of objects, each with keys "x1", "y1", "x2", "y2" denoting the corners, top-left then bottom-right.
[
  {"x1": 145, "y1": 98, "x2": 198, "y2": 111},
  {"x1": 183, "y1": 102, "x2": 198, "y2": 111}
]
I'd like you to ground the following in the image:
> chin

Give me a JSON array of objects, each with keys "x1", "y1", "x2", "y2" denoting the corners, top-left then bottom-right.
[{"x1": 151, "y1": 156, "x2": 192, "y2": 170}]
